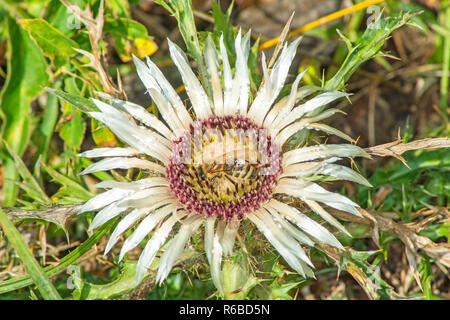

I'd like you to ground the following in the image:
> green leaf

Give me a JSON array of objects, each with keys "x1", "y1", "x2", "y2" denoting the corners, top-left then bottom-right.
[
  {"x1": 222, "y1": 253, "x2": 261, "y2": 299},
  {"x1": 41, "y1": 162, "x2": 94, "y2": 202},
  {"x1": 19, "y1": 18, "x2": 79, "y2": 69},
  {"x1": 91, "y1": 118, "x2": 117, "y2": 147},
  {"x1": 0, "y1": 15, "x2": 49, "y2": 206},
  {"x1": 33, "y1": 83, "x2": 60, "y2": 162},
  {"x1": 1, "y1": 140, "x2": 51, "y2": 204},
  {"x1": 58, "y1": 110, "x2": 86, "y2": 151},
  {"x1": 46, "y1": 87, "x2": 98, "y2": 113},
  {"x1": 269, "y1": 281, "x2": 302, "y2": 300},
  {"x1": 0, "y1": 207, "x2": 62, "y2": 300},
  {"x1": 103, "y1": 17, "x2": 158, "y2": 61},
  {"x1": 107, "y1": 0, "x2": 131, "y2": 18},
  {"x1": 341, "y1": 249, "x2": 398, "y2": 300},
  {"x1": 72, "y1": 261, "x2": 139, "y2": 299},
  {"x1": 211, "y1": 0, "x2": 235, "y2": 63},
  {"x1": 370, "y1": 149, "x2": 450, "y2": 187},
  {"x1": 439, "y1": 0, "x2": 450, "y2": 117},
  {"x1": 389, "y1": 2, "x2": 435, "y2": 32},
  {"x1": 248, "y1": 37, "x2": 261, "y2": 93},
  {"x1": 104, "y1": 17, "x2": 149, "y2": 39}
]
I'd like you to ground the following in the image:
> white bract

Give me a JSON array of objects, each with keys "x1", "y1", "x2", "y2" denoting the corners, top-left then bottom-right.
[{"x1": 78, "y1": 31, "x2": 371, "y2": 294}]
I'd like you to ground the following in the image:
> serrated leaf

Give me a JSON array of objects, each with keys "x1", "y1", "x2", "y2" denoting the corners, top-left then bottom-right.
[
  {"x1": 154, "y1": 0, "x2": 210, "y2": 95},
  {"x1": 211, "y1": 0, "x2": 236, "y2": 64},
  {"x1": 72, "y1": 261, "x2": 140, "y2": 299},
  {"x1": 269, "y1": 281, "x2": 302, "y2": 300},
  {"x1": 325, "y1": 12, "x2": 419, "y2": 91},
  {"x1": 46, "y1": 87, "x2": 98, "y2": 113}
]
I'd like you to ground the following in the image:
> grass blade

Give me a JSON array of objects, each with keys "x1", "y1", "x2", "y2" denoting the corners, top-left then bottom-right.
[
  {"x1": 0, "y1": 218, "x2": 116, "y2": 295},
  {"x1": 0, "y1": 208, "x2": 61, "y2": 300}
]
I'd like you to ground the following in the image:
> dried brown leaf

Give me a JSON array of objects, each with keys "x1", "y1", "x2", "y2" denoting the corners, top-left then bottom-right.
[
  {"x1": 365, "y1": 138, "x2": 450, "y2": 167},
  {"x1": 4, "y1": 204, "x2": 81, "y2": 233},
  {"x1": 267, "y1": 11, "x2": 295, "y2": 69},
  {"x1": 328, "y1": 207, "x2": 450, "y2": 271},
  {"x1": 61, "y1": 0, "x2": 123, "y2": 98}
]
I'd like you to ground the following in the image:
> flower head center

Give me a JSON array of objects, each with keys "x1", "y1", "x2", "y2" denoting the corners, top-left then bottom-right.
[{"x1": 166, "y1": 115, "x2": 281, "y2": 219}]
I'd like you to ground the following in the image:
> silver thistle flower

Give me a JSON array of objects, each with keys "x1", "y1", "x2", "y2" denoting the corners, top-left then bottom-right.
[{"x1": 78, "y1": 30, "x2": 372, "y2": 293}]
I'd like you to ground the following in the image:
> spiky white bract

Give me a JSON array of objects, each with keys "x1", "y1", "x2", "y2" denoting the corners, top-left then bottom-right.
[{"x1": 78, "y1": 31, "x2": 371, "y2": 293}]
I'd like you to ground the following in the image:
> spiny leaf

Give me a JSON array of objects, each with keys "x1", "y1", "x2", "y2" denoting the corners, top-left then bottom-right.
[
  {"x1": 72, "y1": 261, "x2": 142, "y2": 299},
  {"x1": 4, "y1": 205, "x2": 80, "y2": 234},
  {"x1": 325, "y1": 11, "x2": 420, "y2": 91},
  {"x1": 41, "y1": 162, "x2": 94, "y2": 202},
  {"x1": 46, "y1": 87, "x2": 98, "y2": 113},
  {"x1": 211, "y1": 0, "x2": 235, "y2": 63},
  {"x1": 1, "y1": 140, "x2": 50, "y2": 205}
]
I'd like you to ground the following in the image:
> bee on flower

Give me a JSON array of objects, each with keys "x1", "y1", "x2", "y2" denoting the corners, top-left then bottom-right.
[{"x1": 78, "y1": 28, "x2": 371, "y2": 294}]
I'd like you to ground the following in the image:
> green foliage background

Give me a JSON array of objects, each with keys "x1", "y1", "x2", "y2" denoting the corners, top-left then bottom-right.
[{"x1": 0, "y1": 0, "x2": 448, "y2": 300}]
